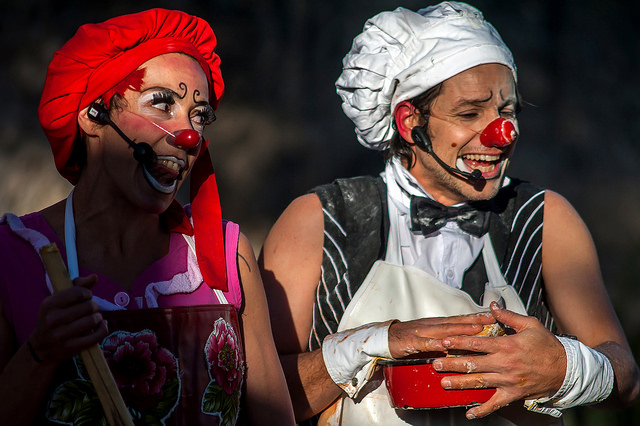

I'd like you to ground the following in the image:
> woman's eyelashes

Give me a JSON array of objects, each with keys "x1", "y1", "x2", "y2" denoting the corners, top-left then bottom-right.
[
  {"x1": 192, "y1": 105, "x2": 215, "y2": 127},
  {"x1": 143, "y1": 90, "x2": 214, "y2": 129},
  {"x1": 151, "y1": 91, "x2": 176, "y2": 114}
]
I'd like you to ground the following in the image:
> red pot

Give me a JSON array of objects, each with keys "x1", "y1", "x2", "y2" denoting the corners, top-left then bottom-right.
[{"x1": 378, "y1": 357, "x2": 496, "y2": 409}]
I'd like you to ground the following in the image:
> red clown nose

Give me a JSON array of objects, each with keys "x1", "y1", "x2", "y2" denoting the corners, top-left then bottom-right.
[
  {"x1": 480, "y1": 118, "x2": 517, "y2": 147},
  {"x1": 171, "y1": 129, "x2": 202, "y2": 149}
]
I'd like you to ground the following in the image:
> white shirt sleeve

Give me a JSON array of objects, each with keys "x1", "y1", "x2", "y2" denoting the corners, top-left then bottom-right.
[
  {"x1": 524, "y1": 336, "x2": 614, "y2": 417},
  {"x1": 322, "y1": 320, "x2": 394, "y2": 398}
]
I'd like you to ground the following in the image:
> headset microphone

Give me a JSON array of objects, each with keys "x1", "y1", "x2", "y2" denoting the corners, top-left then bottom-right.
[
  {"x1": 411, "y1": 126, "x2": 482, "y2": 184},
  {"x1": 87, "y1": 103, "x2": 156, "y2": 166}
]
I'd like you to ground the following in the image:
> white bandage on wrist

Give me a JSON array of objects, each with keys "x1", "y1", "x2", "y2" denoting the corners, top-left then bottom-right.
[
  {"x1": 322, "y1": 320, "x2": 394, "y2": 398},
  {"x1": 524, "y1": 336, "x2": 614, "y2": 417}
]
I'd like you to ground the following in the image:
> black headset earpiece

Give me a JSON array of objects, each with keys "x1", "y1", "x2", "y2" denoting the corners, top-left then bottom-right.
[
  {"x1": 87, "y1": 102, "x2": 111, "y2": 125},
  {"x1": 85, "y1": 102, "x2": 156, "y2": 166},
  {"x1": 411, "y1": 126, "x2": 432, "y2": 153}
]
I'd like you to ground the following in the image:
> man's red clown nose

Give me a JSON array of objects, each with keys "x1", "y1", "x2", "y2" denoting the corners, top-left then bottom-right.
[{"x1": 480, "y1": 118, "x2": 517, "y2": 147}]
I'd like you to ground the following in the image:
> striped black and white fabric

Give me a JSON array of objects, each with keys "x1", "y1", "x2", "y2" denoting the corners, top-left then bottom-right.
[{"x1": 308, "y1": 175, "x2": 552, "y2": 352}]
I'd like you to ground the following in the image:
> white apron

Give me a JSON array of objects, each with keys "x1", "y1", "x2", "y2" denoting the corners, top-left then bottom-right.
[{"x1": 319, "y1": 234, "x2": 560, "y2": 426}]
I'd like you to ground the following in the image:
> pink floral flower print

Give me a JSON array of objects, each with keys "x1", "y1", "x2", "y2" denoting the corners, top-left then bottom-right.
[
  {"x1": 202, "y1": 318, "x2": 244, "y2": 425},
  {"x1": 205, "y1": 318, "x2": 244, "y2": 395},
  {"x1": 102, "y1": 330, "x2": 179, "y2": 412},
  {"x1": 47, "y1": 329, "x2": 181, "y2": 425}
]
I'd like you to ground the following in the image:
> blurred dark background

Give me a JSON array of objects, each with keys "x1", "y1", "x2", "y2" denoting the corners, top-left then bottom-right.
[{"x1": 1, "y1": 1, "x2": 639, "y2": 423}]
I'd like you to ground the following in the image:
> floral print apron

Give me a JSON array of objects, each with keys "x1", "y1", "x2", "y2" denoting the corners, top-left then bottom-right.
[
  {"x1": 36, "y1": 191, "x2": 245, "y2": 425},
  {"x1": 45, "y1": 305, "x2": 244, "y2": 426}
]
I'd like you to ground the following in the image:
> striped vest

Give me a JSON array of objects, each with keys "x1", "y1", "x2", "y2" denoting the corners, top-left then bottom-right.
[{"x1": 308, "y1": 176, "x2": 552, "y2": 351}]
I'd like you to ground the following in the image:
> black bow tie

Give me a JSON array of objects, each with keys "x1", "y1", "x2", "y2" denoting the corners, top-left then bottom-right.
[{"x1": 410, "y1": 196, "x2": 491, "y2": 237}]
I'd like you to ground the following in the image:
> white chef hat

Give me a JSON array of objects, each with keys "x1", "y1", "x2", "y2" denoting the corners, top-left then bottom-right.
[{"x1": 336, "y1": 1, "x2": 517, "y2": 149}]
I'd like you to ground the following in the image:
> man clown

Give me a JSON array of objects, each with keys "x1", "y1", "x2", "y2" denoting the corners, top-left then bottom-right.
[{"x1": 259, "y1": 2, "x2": 639, "y2": 425}]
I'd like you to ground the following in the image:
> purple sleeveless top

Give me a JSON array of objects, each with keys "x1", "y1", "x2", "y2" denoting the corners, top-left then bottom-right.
[{"x1": 0, "y1": 211, "x2": 242, "y2": 346}]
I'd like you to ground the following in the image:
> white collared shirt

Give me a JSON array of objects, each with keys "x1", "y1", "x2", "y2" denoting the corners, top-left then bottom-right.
[{"x1": 382, "y1": 157, "x2": 495, "y2": 289}]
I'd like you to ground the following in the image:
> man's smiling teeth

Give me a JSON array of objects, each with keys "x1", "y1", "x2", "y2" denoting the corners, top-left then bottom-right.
[
  {"x1": 457, "y1": 154, "x2": 501, "y2": 174},
  {"x1": 463, "y1": 153, "x2": 500, "y2": 162}
]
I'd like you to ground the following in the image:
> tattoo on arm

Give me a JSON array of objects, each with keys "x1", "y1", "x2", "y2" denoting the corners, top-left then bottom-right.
[{"x1": 238, "y1": 253, "x2": 251, "y2": 272}]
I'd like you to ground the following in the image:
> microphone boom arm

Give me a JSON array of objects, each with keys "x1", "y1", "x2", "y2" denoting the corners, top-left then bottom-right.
[{"x1": 411, "y1": 126, "x2": 482, "y2": 184}]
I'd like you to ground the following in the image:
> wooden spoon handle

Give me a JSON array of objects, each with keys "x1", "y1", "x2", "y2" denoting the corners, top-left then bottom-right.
[{"x1": 39, "y1": 243, "x2": 134, "y2": 426}]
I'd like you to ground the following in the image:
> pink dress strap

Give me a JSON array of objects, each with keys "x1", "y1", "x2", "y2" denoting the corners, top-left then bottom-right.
[{"x1": 222, "y1": 220, "x2": 242, "y2": 309}]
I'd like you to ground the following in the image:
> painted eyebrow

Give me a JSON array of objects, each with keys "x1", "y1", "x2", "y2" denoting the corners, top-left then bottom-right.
[
  {"x1": 498, "y1": 89, "x2": 518, "y2": 107},
  {"x1": 141, "y1": 87, "x2": 211, "y2": 107},
  {"x1": 193, "y1": 100, "x2": 212, "y2": 108},
  {"x1": 451, "y1": 91, "x2": 494, "y2": 109},
  {"x1": 451, "y1": 90, "x2": 517, "y2": 110},
  {"x1": 141, "y1": 86, "x2": 174, "y2": 94},
  {"x1": 140, "y1": 87, "x2": 179, "y2": 100}
]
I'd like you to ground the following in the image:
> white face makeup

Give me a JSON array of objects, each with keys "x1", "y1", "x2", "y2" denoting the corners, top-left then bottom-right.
[
  {"x1": 122, "y1": 54, "x2": 211, "y2": 197},
  {"x1": 410, "y1": 63, "x2": 518, "y2": 205},
  {"x1": 94, "y1": 53, "x2": 212, "y2": 213},
  {"x1": 136, "y1": 87, "x2": 215, "y2": 135}
]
